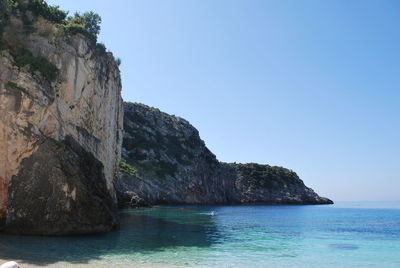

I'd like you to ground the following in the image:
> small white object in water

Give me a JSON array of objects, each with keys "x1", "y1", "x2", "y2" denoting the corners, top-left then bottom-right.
[
  {"x1": 210, "y1": 211, "x2": 216, "y2": 216},
  {"x1": 1, "y1": 261, "x2": 20, "y2": 268}
]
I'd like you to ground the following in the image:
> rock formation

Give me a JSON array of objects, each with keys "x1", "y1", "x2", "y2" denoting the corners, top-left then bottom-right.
[
  {"x1": 117, "y1": 103, "x2": 332, "y2": 207},
  {"x1": 0, "y1": 0, "x2": 331, "y2": 236},
  {"x1": 0, "y1": 3, "x2": 123, "y2": 234}
]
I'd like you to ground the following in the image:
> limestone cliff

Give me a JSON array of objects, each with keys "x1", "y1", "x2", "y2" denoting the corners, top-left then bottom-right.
[
  {"x1": 117, "y1": 103, "x2": 332, "y2": 207},
  {"x1": 0, "y1": 2, "x2": 123, "y2": 234}
]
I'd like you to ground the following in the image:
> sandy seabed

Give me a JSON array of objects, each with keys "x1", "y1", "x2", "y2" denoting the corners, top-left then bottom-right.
[{"x1": 0, "y1": 259, "x2": 181, "y2": 268}]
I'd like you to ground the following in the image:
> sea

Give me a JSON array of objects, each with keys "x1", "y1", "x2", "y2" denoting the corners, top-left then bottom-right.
[{"x1": 0, "y1": 201, "x2": 399, "y2": 268}]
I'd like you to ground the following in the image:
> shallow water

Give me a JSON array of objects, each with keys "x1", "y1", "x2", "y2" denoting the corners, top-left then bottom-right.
[{"x1": 1, "y1": 202, "x2": 400, "y2": 268}]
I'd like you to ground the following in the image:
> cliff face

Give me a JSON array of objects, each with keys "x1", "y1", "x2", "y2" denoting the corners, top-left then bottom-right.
[
  {"x1": 231, "y1": 163, "x2": 332, "y2": 204},
  {"x1": 118, "y1": 103, "x2": 237, "y2": 206},
  {"x1": 117, "y1": 103, "x2": 332, "y2": 207},
  {"x1": 0, "y1": 9, "x2": 123, "y2": 234}
]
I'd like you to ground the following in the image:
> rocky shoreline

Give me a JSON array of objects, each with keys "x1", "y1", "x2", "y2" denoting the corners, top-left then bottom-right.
[{"x1": 0, "y1": 0, "x2": 331, "y2": 236}]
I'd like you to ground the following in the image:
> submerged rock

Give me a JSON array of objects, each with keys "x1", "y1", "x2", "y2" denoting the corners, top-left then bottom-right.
[{"x1": 117, "y1": 103, "x2": 333, "y2": 207}]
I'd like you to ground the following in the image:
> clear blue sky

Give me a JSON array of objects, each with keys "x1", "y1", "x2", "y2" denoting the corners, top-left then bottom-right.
[{"x1": 48, "y1": 0, "x2": 400, "y2": 201}]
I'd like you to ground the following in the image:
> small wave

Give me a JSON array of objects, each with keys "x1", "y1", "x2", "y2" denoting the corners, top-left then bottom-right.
[
  {"x1": 199, "y1": 211, "x2": 217, "y2": 216},
  {"x1": 329, "y1": 244, "x2": 359, "y2": 250}
]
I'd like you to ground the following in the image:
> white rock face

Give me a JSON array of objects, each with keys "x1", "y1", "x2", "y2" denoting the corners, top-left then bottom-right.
[{"x1": 0, "y1": 23, "x2": 123, "y2": 227}]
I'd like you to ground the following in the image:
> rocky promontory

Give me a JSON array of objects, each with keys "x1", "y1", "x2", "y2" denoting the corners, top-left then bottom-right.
[
  {"x1": 0, "y1": 1, "x2": 123, "y2": 235},
  {"x1": 117, "y1": 103, "x2": 332, "y2": 207}
]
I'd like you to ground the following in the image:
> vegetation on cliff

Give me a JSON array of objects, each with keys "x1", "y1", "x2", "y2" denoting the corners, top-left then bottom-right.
[
  {"x1": 233, "y1": 163, "x2": 304, "y2": 191},
  {"x1": 122, "y1": 102, "x2": 212, "y2": 179},
  {"x1": 119, "y1": 158, "x2": 138, "y2": 177},
  {"x1": 0, "y1": 0, "x2": 116, "y2": 82},
  {"x1": 1, "y1": 0, "x2": 124, "y2": 235},
  {"x1": 118, "y1": 102, "x2": 333, "y2": 206},
  {"x1": 0, "y1": 0, "x2": 100, "y2": 41}
]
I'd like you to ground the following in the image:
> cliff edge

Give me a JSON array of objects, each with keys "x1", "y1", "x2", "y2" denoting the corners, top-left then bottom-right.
[
  {"x1": 117, "y1": 103, "x2": 332, "y2": 207},
  {"x1": 0, "y1": 1, "x2": 123, "y2": 235}
]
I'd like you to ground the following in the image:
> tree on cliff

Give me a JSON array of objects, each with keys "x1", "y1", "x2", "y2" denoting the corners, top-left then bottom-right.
[
  {"x1": 0, "y1": 0, "x2": 102, "y2": 43},
  {"x1": 65, "y1": 11, "x2": 102, "y2": 42},
  {"x1": 0, "y1": 0, "x2": 109, "y2": 82}
]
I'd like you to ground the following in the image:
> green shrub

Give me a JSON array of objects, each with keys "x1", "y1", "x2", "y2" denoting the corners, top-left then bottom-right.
[
  {"x1": 120, "y1": 158, "x2": 138, "y2": 176},
  {"x1": 1, "y1": 0, "x2": 104, "y2": 50},
  {"x1": 0, "y1": 0, "x2": 66, "y2": 36},
  {"x1": 64, "y1": 11, "x2": 101, "y2": 42},
  {"x1": 60, "y1": 21, "x2": 86, "y2": 36},
  {"x1": 0, "y1": 0, "x2": 16, "y2": 39},
  {"x1": 235, "y1": 163, "x2": 302, "y2": 190},
  {"x1": 5, "y1": 81, "x2": 30, "y2": 95},
  {"x1": 26, "y1": 0, "x2": 68, "y2": 23},
  {"x1": 95, "y1": 42, "x2": 106, "y2": 54}
]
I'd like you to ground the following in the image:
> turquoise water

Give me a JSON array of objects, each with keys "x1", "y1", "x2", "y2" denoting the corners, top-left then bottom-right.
[{"x1": 1, "y1": 202, "x2": 400, "y2": 267}]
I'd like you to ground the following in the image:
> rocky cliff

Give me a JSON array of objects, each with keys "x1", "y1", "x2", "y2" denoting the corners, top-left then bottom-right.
[
  {"x1": 117, "y1": 103, "x2": 332, "y2": 207},
  {"x1": 0, "y1": 2, "x2": 123, "y2": 234}
]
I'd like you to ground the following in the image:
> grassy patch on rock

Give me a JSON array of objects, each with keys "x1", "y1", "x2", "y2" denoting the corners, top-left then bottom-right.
[
  {"x1": 119, "y1": 158, "x2": 138, "y2": 177},
  {"x1": 234, "y1": 163, "x2": 303, "y2": 190},
  {"x1": 5, "y1": 81, "x2": 31, "y2": 96}
]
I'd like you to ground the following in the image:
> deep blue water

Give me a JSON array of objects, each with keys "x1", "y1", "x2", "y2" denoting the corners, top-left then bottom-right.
[{"x1": 1, "y1": 202, "x2": 400, "y2": 267}]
